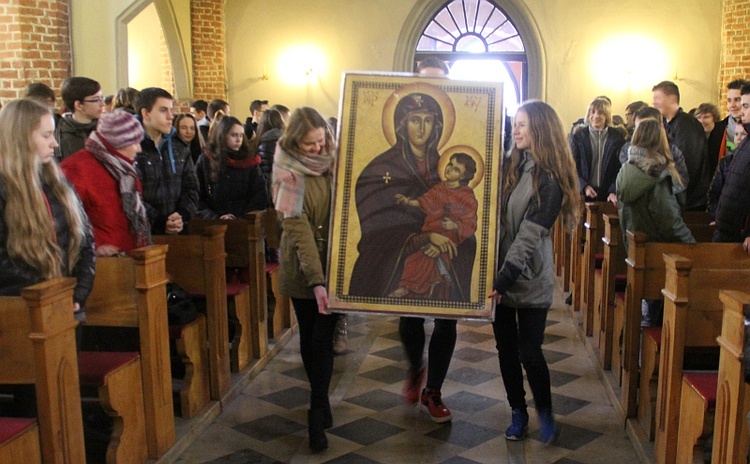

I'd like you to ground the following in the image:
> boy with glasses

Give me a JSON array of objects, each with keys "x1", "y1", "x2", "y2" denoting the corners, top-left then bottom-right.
[{"x1": 55, "y1": 77, "x2": 104, "y2": 159}]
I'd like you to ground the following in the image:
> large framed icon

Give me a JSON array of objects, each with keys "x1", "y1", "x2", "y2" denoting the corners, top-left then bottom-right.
[{"x1": 327, "y1": 72, "x2": 503, "y2": 320}]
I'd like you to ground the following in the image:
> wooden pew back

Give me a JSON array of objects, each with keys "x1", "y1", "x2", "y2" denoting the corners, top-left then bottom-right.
[
  {"x1": 713, "y1": 290, "x2": 750, "y2": 464},
  {"x1": 153, "y1": 226, "x2": 231, "y2": 399},
  {"x1": 581, "y1": 202, "x2": 617, "y2": 335},
  {"x1": 190, "y1": 213, "x2": 269, "y2": 357},
  {"x1": 85, "y1": 245, "x2": 174, "y2": 458},
  {"x1": 654, "y1": 248, "x2": 750, "y2": 464},
  {"x1": 0, "y1": 278, "x2": 86, "y2": 464},
  {"x1": 621, "y1": 232, "x2": 737, "y2": 418}
]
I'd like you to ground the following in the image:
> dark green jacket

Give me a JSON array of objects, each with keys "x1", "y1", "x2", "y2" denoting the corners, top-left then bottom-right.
[
  {"x1": 616, "y1": 148, "x2": 694, "y2": 251},
  {"x1": 279, "y1": 174, "x2": 331, "y2": 299}
]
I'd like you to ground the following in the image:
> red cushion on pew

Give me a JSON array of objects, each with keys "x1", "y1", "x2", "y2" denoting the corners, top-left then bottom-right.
[
  {"x1": 225, "y1": 283, "x2": 248, "y2": 297},
  {"x1": 595, "y1": 253, "x2": 604, "y2": 269},
  {"x1": 265, "y1": 262, "x2": 279, "y2": 273},
  {"x1": 615, "y1": 292, "x2": 625, "y2": 303},
  {"x1": 683, "y1": 372, "x2": 718, "y2": 411},
  {"x1": 0, "y1": 417, "x2": 36, "y2": 445},
  {"x1": 189, "y1": 282, "x2": 247, "y2": 299},
  {"x1": 643, "y1": 327, "x2": 662, "y2": 350},
  {"x1": 77, "y1": 351, "x2": 140, "y2": 387}
]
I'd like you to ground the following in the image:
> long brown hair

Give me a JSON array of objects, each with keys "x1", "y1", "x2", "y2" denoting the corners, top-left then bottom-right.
[
  {"x1": 630, "y1": 117, "x2": 682, "y2": 184},
  {"x1": 279, "y1": 107, "x2": 335, "y2": 157},
  {"x1": 502, "y1": 100, "x2": 581, "y2": 231},
  {"x1": 0, "y1": 99, "x2": 86, "y2": 278}
]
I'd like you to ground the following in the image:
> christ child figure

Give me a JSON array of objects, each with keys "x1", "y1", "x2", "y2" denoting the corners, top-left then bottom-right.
[{"x1": 391, "y1": 152, "x2": 478, "y2": 300}]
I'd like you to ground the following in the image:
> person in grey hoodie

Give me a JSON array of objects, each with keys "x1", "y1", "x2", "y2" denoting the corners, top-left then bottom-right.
[{"x1": 490, "y1": 100, "x2": 582, "y2": 445}]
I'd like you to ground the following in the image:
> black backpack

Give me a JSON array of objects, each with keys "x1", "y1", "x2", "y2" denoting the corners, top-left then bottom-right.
[{"x1": 166, "y1": 282, "x2": 199, "y2": 326}]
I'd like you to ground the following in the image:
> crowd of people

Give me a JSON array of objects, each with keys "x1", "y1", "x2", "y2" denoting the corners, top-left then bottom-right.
[{"x1": 1, "y1": 65, "x2": 749, "y2": 455}]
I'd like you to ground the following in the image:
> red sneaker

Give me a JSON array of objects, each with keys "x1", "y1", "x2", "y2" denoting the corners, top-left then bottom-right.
[
  {"x1": 402, "y1": 368, "x2": 426, "y2": 404},
  {"x1": 420, "y1": 388, "x2": 452, "y2": 423}
]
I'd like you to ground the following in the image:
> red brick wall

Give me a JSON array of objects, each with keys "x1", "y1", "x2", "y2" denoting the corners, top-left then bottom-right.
[
  {"x1": 190, "y1": 0, "x2": 226, "y2": 102},
  {"x1": 0, "y1": 0, "x2": 71, "y2": 106},
  {"x1": 719, "y1": 0, "x2": 750, "y2": 115}
]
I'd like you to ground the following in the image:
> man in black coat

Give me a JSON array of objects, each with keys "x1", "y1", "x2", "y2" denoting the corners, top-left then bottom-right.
[{"x1": 652, "y1": 81, "x2": 710, "y2": 211}]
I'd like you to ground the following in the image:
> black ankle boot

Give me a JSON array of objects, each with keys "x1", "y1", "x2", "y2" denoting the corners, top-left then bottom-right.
[{"x1": 308, "y1": 409, "x2": 328, "y2": 452}]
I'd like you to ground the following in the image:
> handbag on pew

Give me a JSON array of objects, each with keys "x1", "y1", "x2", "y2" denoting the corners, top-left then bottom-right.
[{"x1": 166, "y1": 281, "x2": 199, "y2": 325}]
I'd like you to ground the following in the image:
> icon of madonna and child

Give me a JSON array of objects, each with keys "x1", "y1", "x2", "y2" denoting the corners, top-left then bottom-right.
[{"x1": 348, "y1": 84, "x2": 487, "y2": 304}]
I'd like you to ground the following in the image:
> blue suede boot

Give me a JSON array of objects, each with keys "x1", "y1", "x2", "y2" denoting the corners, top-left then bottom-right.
[
  {"x1": 504, "y1": 408, "x2": 529, "y2": 440},
  {"x1": 538, "y1": 410, "x2": 561, "y2": 445}
]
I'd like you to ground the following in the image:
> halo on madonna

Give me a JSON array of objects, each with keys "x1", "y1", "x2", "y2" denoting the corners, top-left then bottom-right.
[{"x1": 381, "y1": 82, "x2": 455, "y2": 150}]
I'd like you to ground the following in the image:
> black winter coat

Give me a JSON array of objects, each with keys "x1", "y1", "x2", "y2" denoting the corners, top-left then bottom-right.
[
  {"x1": 570, "y1": 126, "x2": 625, "y2": 201},
  {"x1": 714, "y1": 136, "x2": 750, "y2": 242},
  {"x1": 195, "y1": 152, "x2": 268, "y2": 219},
  {"x1": 665, "y1": 109, "x2": 710, "y2": 211}
]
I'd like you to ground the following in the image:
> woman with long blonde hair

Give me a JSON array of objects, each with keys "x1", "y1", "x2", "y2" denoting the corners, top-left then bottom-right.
[
  {"x1": 490, "y1": 100, "x2": 581, "y2": 444},
  {"x1": 0, "y1": 99, "x2": 95, "y2": 319}
]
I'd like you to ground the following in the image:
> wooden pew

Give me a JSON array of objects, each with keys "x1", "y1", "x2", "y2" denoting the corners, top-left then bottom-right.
[
  {"x1": 654, "y1": 249, "x2": 750, "y2": 464},
  {"x1": 0, "y1": 278, "x2": 86, "y2": 464},
  {"x1": 191, "y1": 212, "x2": 270, "y2": 361},
  {"x1": 598, "y1": 213, "x2": 626, "y2": 371},
  {"x1": 612, "y1": 218, "x2": 712, "y2": 423},
  {"x1": 569, "y1": 201, "x2": 586, "y2": 311},
  {"x1": 580, "y1": 202, "x2": 617, "y2": 336},
  {"x1": 712, "y1": 290, "x2": 750, "y2": 464},
  {"x1": 153, "y1": 226, "x2": 231, "y2": 400},
  {"x1": 85, "y1": 245, "x2": 176, "y2": 458}
]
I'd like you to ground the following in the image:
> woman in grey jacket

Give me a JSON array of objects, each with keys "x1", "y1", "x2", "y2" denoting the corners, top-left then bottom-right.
[
  {"x1": 490, "y1": 100, "x2": 581, "y2": 444},
  {"x1": 272, "y1": 107, "x2": 336, "y2": 453}
]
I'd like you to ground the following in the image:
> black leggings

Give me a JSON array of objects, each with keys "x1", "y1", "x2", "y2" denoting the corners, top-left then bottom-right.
[
  {"x1": 292, "y1": 298, "x2": 337, "y2": 410},
  {"x1": 399, "y1": 317, "x2": 457, "y2": 391},
  {"x1": 492, "y1": 304, "x2": 552, "y2": 413}
]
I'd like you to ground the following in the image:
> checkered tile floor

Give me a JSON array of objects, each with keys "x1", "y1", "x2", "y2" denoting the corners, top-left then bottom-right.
[{"x1": 174, "y1": 289, "x2": 639, "y2": 463}]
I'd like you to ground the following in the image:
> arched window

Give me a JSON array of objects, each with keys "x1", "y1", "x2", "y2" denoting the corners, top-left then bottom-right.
[{"x1": 414, "y1": 0, "x2": 527, "y2": 115}]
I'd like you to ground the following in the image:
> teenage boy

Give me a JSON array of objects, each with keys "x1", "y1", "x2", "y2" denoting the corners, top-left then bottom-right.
[
  {"x1": 56, "y1": 77, "x2": 103, "y2": 159},
  {"x1": 190, "y1": 99, "x2": 209, "y2": 138},
  {"x1": 244, "y1": 99, "x2": 269, "y2": 139},
  {"x1": 135, "y1": 87, "x2": 199, "y2": 235}
]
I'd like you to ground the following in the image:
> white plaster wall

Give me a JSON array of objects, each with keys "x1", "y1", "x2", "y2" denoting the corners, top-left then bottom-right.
[
  {"x1": 70, "y1": 0, "x2": 722, "y2": 125},
  {"x1": 70, "y1": 0, "x2": 136, "y2": 93},
  {"x1": 225, "y1": 0, "x2": 722, "y2": 124}
]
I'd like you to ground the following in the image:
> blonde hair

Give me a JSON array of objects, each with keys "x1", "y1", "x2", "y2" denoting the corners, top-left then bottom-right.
[
  {"x1": 503, "y1": 100, "x2": 581, "y2": 231},
  {"x1": 0, "y1": 99, "x2": 85, "y2": 278},
  {"x1": 630, "y1": 117, "x2": 683, "y2": 184}
]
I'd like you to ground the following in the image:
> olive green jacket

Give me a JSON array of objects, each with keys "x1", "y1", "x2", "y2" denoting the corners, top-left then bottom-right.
[
  {"x1": 279, "y1": 174, "x2": 332, "y2": 299},
  {"x1": 616, "y1": 148, "x2": 694, "y2": 251}
]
